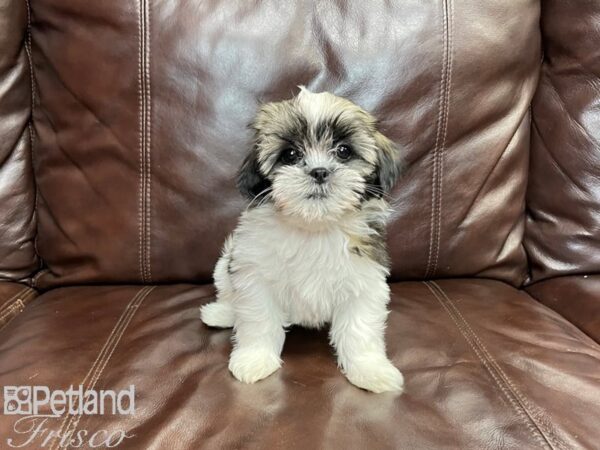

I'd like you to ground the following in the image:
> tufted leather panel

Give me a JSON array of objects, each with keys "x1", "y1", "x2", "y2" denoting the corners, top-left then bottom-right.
[
  {"x1": 0, "y1": 0, "x2": 38, "y2": 281},
  {"x1": 0, "y1": 280, "x2": 598, "y2": 449},
  {"x1": 27, "y1": 0, "x2": 540, "y2": 288},
  {"x1": 525, "y1": 0, "x2": 600, "y2": 282}
]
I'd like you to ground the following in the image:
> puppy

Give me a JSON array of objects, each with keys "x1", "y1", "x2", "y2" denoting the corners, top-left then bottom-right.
[{"x1": 200, "y1": 87, "x2": 404, "y2": 393}]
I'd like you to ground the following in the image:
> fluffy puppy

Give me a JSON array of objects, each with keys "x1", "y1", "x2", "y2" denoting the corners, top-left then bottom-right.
[{"x1": 200, "y1": 87, "x2": 404, "y2": 393}]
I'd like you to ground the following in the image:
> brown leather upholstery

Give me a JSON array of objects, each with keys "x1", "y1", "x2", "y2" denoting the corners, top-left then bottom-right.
[
  {"x1": 28, "y1": 0, "x2": 540, "y2": 288},
  {"x1": 1, "y1": 280, "x2": 598, "y2": 449},
  {"x1": 0, "y1": 282, "x2": 37, "y2": 330},
  {"x1": 528, "y1": 275, "x2": 600, "y2": 342},
  {"x1": 0, "y1": 0, "x2": 38, "y2": 281},
  {"x1": 525, "y1": 0, "x2": 600, "y2": 283},
  {"x1": 0, "y1": 0, "x2": 598, "y2": 449}
]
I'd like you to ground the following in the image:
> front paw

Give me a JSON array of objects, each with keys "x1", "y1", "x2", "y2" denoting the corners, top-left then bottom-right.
[
  {"x1": 229, "y1": 348, "x2": 282, "y2": 384},
  {"x1": 343, "y1": 357, "x2": 404, "y2": 393}
]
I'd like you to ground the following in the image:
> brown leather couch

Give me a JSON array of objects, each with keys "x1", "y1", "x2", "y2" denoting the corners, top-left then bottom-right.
[{"x1": 1, "y1": 0, "x2": 598, "y2": 448}]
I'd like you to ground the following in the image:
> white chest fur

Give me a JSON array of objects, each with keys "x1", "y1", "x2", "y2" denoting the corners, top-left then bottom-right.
[{"x1": 223, "y1": 205, "x2": 389, "y2": 328}]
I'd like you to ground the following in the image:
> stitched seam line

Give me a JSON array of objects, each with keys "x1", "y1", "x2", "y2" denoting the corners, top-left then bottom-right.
[
  {"x1": 0, "y1": 290, "x2": 36, "y2": 330},
  {"x1": 425, "y1": 282, "x2": 562, "y2": 450},
  {"x1": 430, "y1": 281, "x2": 567, "y2": 450},
  {"x1": 0, "y1": 289, "x2": 35, "y2": 316},
  {"x1": 425, "y1": 1, "x2": 446, "y2": 277},
  {"x1": 63, "y1": 286, "x2": 155, "y2": 447},
  {"x1": 431, "y1": 0, "x2": 453, "y2": 276},
  {"x1": 24, "y1": 0, "x2": 35, "y2": 136},
  {"x1": 24, "y1": 0, "x2": 42, "y2": 282},
  {"x1": 50, "y1": 287, "x2": 150, "y2": 449},
  {"x1": 138, "y1": 0, "x2": 147, "y2": 282},
  {"x1": 0, "y1": 301, "x2": 25, "y2": 322},
  {"x1": 0, "y1": 287, "x2": 31, "y2": 313},
  {"x1": 141, "y1": 0, "x2": 148, "y2": 282},
  {"x1": 144, "y1": 0, "x2": 152, "y2": 282},
  {"x1": 137, "y1": 0, "x2": 144, "y2": 282},
  {"x1": 49, "y1": 286, "x2": 155, "y2": 450},
  {"x1": 424, "y1": 282, "x2": 549, "y2": 449},
  {"x1": 138, "y1": 1, "x2": 146, "y2": 282},
  {"x1": 425, "y1": 0, "x2": 451, "y2": 278},
  {"x1": 137, "y1": 0, "x2": 152, "y2": 283}
]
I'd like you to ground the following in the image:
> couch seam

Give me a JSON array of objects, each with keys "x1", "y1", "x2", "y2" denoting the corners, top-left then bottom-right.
[
  {"x1": 0, "y1": 288, "x2": 37, "y2": 330},
  {"x1": 144, "y1": 0, "x2": 152, "y2": 282},
  {"x1": 24, "y1": 0, "x2": 35, "y2": 142},
  {"x1": 24, "y1": 0, "x2": 42, "y2": 285},
  {"x1": 425, "y1": 1, "x2": 445, "y2": 278},
  {"x1": 137, "y1": 0, "x2": 145, "y2": 283},
  {"x1": 430, "y1": 281, "x2": 567, "y2": 450},
  {"x1": 0, "y1": 287, "x2": 31, "y2": 313},
  {"x1": 425, "y1": 0, "x2": 452, "y2": 279},
  {"x1": 137, "y1": 0, "x2": 152, "y2": 283},
  {"x1": 137, "y1": 0, "x2": 144, "y2": 282},
  {"x1": 0, "y1": 288, "x2": 36, "y2": 315},
  {"x1": 0, "y1": 301, "x2": 25, "y2": 323},
  {"x1": 423, "y1": 282, "x2": 549, "y2": 449},
  {"x1": 138, "y1": 0, "x2": 146, "y2": 282},
  {"x1": 431, "y1": 0, "x2": 453, "y2": 277},
  {"x1": 0, "y1": 291, "x2": 34, "y2": 316},
  {"x1": 49, "y1": 286, "x2": 155, "y2": 450},
  {"x1": 64, "y1": 286, "x2": 155, "y2": 446},
  {"x1": 425, "y1": 281, "x2": 565, "y2": 450},
  {"x1": 50, "y1": 286, "x2": 149, "y2": 447}
]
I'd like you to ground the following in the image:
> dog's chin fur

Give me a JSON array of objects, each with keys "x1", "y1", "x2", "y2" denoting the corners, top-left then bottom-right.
[
  {"x1": 200, "y1": 88, "x2": 404, "y2": 393},
  {"x1": 272, "y1": 165, "x2": 365, "y2": 228}
]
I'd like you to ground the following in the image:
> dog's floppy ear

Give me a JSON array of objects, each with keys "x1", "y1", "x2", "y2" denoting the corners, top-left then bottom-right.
[
  {"x1": 236, "y1": 145, "x2": 271, "y2": 200},
  {"x1": 373, "y1": 131, "x2": 403, "y2": 193}
]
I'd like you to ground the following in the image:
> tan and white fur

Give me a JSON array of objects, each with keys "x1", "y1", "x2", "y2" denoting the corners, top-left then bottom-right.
[{"x1": 200, "y1": 87, "x2": 404, "y2": 393}]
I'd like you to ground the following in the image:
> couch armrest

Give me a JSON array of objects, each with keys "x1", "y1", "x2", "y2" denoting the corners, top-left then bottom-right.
[{"x1": 527, "y1": 275, "x2": 600, "y2": 342}]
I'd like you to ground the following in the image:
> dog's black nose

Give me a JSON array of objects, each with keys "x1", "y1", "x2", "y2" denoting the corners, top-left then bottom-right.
[{"x1": 310, "y1": 168, "x2": 330, "y2": 184}]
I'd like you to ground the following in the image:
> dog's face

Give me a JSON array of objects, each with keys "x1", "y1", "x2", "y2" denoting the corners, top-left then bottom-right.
[{"x1": 237, "y1": 88, "x2": 401, "y2": 224}]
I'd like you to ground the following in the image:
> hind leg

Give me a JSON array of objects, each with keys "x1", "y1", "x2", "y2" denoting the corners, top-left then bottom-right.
[
  {"x1": 200, "y1": 301, "x2": 235, "y2": 328},
  {"x1": 200, "y1": 240, "x2": 236, "y2": 328}
]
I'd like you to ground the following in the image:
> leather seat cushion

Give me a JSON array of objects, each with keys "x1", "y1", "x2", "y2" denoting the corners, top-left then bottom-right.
[{"x1": 0, "y1": 279, "x2": 598, "y2": 449}]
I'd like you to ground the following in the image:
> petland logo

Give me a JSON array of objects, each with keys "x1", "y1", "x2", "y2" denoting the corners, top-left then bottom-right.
[
  {"x1": 2, "y1": 385, "x2": 135, "y2": 448},
  {"x1": 3, "y1": 385, "x2": 135, "y2": 416}
]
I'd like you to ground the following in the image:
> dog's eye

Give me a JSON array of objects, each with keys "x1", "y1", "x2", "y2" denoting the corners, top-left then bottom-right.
[
  {"x1": 335, "y1": 145, "x2": 352, "y2": 160},
  {"x1": 280, "y1": 148, "x2": 302, "y2": 165}
]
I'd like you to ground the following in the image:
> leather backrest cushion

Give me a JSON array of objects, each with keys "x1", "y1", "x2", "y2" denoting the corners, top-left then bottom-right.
[
  {"x1": 29, "y1": 0, "x2": 540, "y2": 288},
  {"x1": 525, "y1": 0, "x2": 600, "y2": 283},
  {"x1": 0, "y1": 0, "x2": 38, "y2": 282}
]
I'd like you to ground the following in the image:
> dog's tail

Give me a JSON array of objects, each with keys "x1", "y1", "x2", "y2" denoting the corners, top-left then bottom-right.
[{"x1": 200, "y1": 301, "x2": 235, "y2": 328}]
